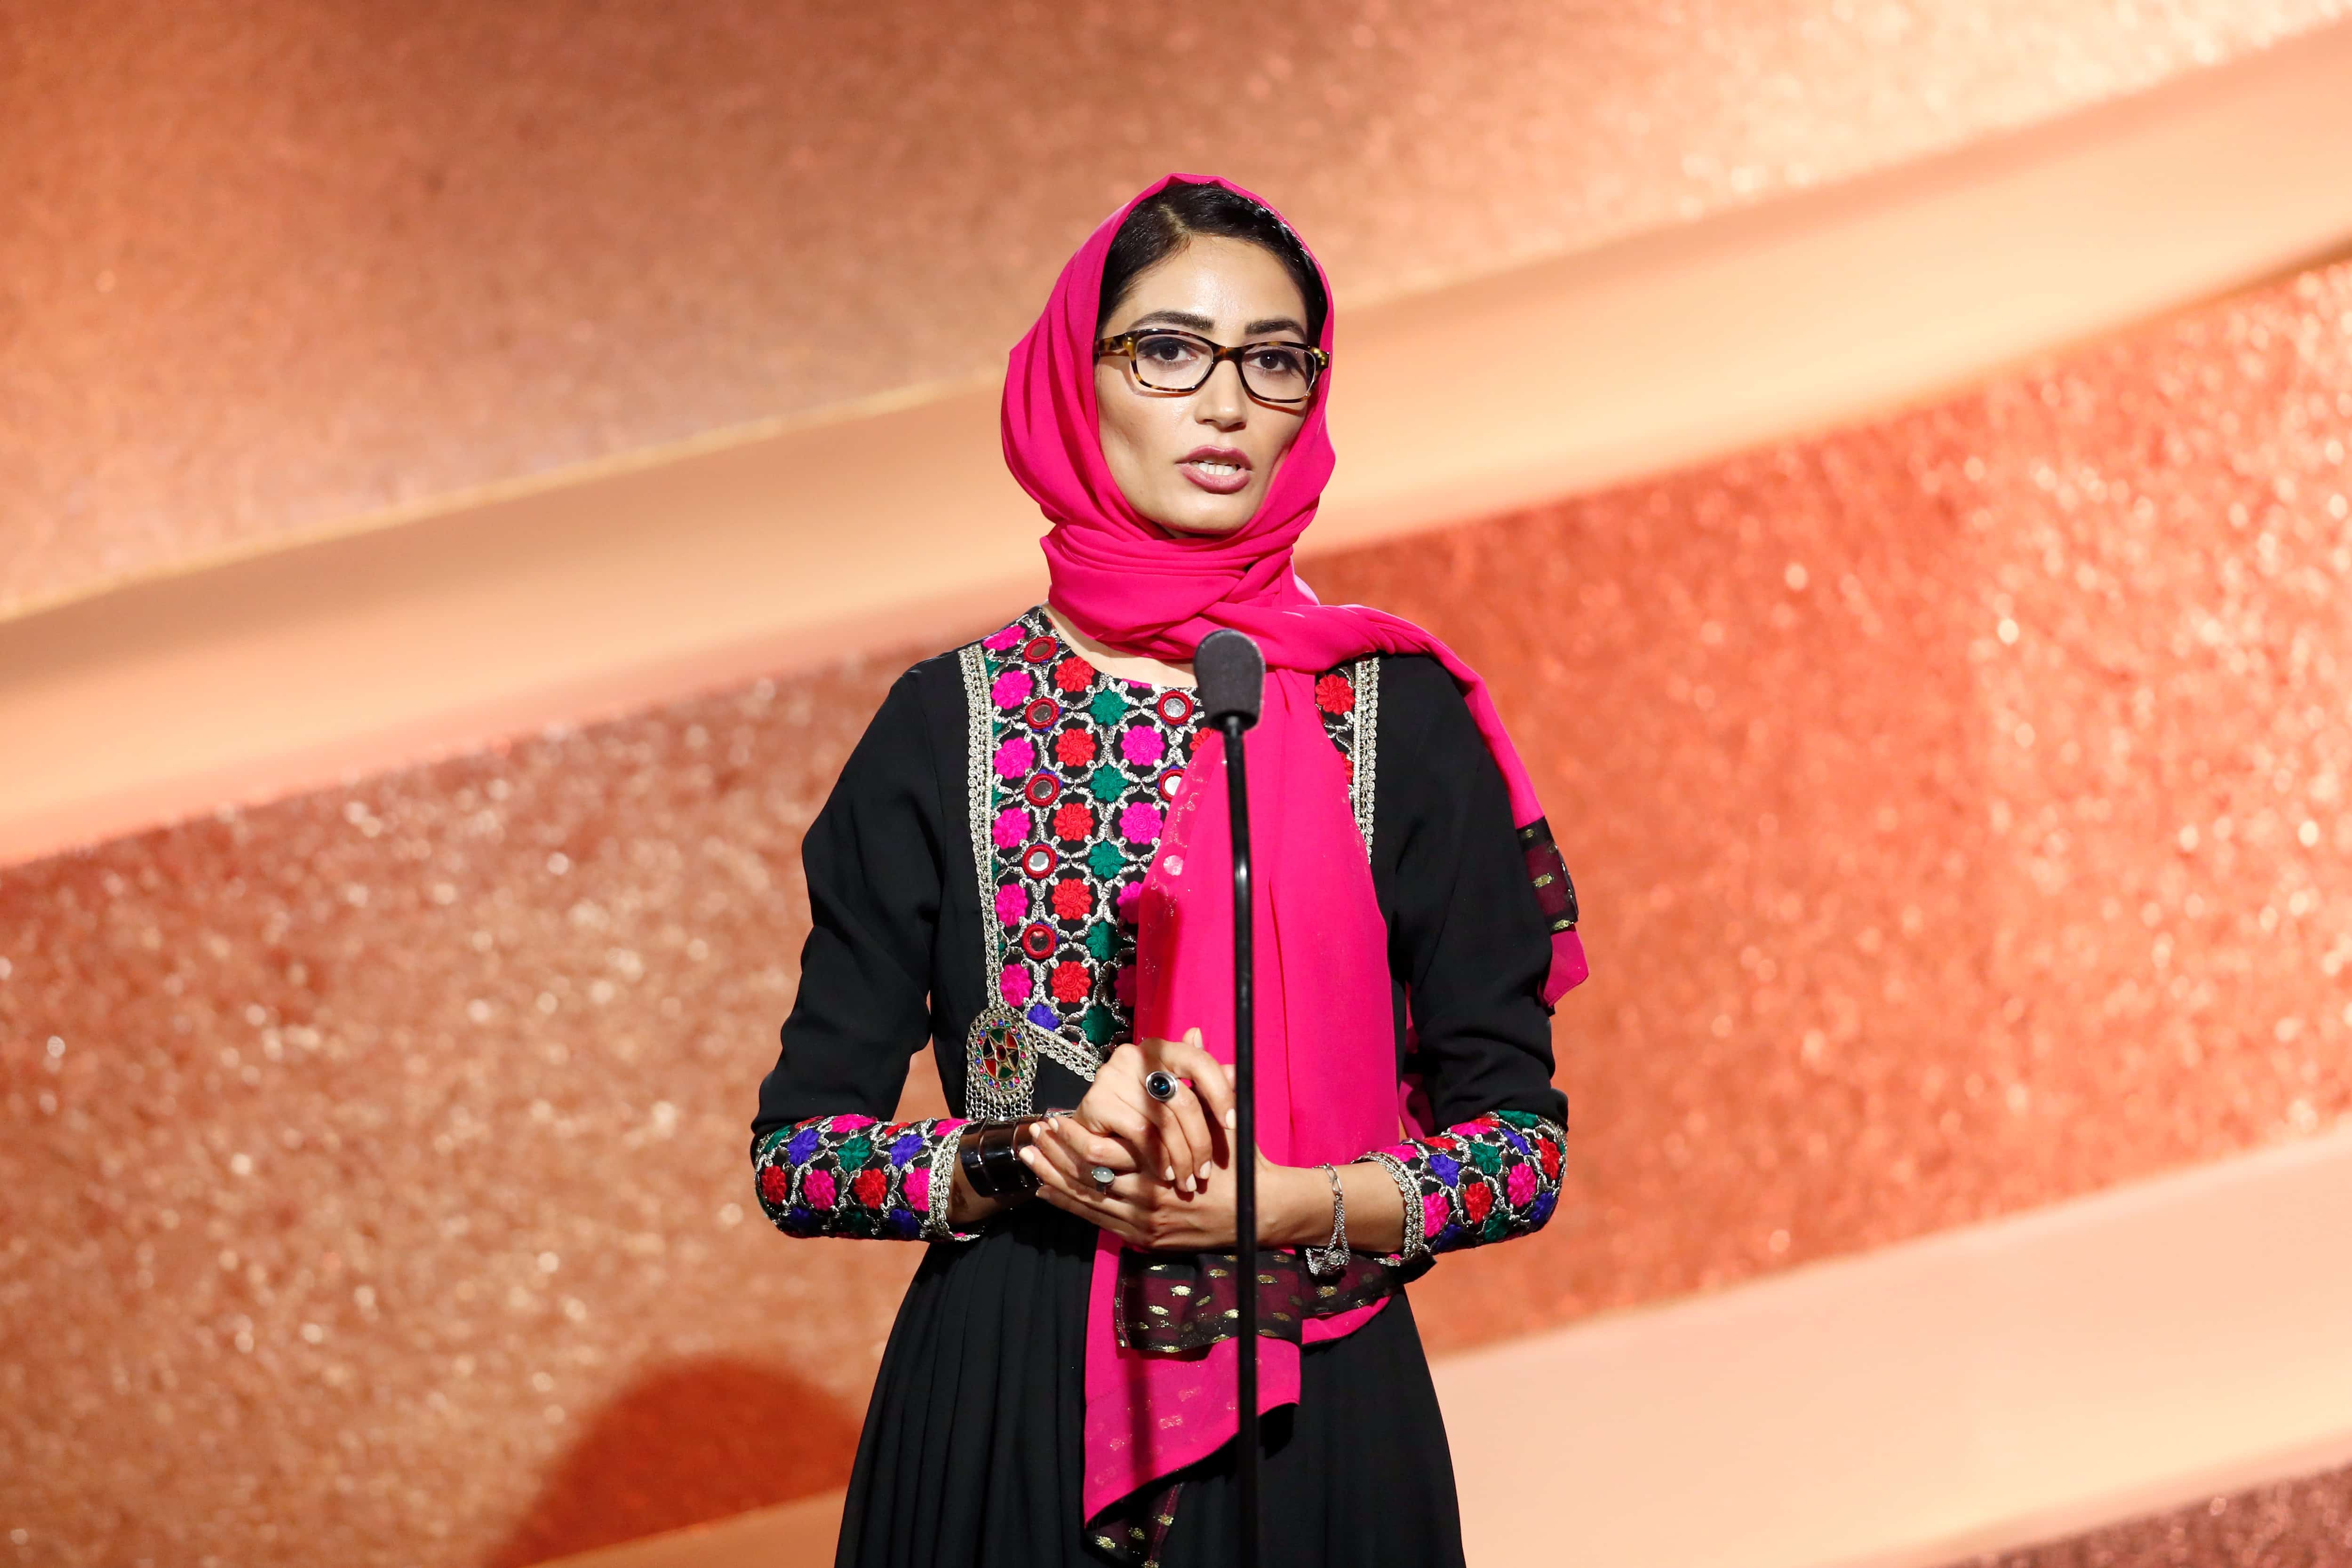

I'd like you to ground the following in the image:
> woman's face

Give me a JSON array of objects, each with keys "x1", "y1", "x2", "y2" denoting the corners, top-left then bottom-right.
[{"x1": 1094, "y1": 235, "x2": 1316, "y2": 538}]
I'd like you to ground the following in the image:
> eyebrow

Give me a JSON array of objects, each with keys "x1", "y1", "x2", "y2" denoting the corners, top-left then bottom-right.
[{"x1": 1127, "y1": 308, "x2": 1312, "y2": 340}]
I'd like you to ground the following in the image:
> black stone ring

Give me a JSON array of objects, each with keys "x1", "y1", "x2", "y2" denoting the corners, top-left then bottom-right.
[
  {"x1": 1090, "y1": 1165, "x2": 1118, "y2": 1194},
  {"x1": 1144, "y1": 1070, "x2": 1180, "y2": 1103}
]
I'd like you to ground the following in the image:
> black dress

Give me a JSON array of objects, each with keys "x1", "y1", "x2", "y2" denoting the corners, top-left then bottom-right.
[{"x1": 750, "y1": 608, "x2": 1569, "y2": 1568}]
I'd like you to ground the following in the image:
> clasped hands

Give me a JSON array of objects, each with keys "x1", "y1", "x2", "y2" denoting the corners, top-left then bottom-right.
[{"x1": 1019, "y1": 1029, "x2": 1319, "y2": 1252}]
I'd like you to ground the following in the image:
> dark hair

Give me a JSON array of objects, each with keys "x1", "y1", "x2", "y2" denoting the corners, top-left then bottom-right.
[{"x1": 1096, "y1": 180, "x2": 1328, "y2": 343}]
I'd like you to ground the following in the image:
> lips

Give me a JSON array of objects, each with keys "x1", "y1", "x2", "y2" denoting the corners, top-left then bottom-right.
[{"x1": 1178, "y1": 445, "x2": 1252, "y2": 495}]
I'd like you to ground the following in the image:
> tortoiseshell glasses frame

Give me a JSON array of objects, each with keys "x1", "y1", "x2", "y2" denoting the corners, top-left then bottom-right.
[{"x1": 1093, "y1": 327, "x2": 1331, "y2": 406}]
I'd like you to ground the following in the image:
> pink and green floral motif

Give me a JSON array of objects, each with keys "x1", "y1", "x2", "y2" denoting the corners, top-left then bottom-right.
[
  {"x1": 1373, "y1": 1109, "x2": 1564, "y2": 1260},
  {"x1": 971, "y1": 608, "x2": 1202, "y2": 1063},
  {"x1": 971, "y1": 608, "x2": 1377, "y2": 1074},
  {"x1": 753, "y1": 1114, "x2": 973, "y2": 1242}
]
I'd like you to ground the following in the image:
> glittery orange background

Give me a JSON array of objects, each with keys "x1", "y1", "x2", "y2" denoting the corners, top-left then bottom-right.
[
  {"x1": 6, "y1": 257, "x2": 2352, "y2": 1565},
  {"x1": 1327, "y1": 262, "x2": 2352, "y2": 1346},
  {"x1": 5, "y1": 0, "x2": 2344, "y2": 614},
  {"x1": 1978, "y1": 1457, "x2": 2352, "y2": 1566}
]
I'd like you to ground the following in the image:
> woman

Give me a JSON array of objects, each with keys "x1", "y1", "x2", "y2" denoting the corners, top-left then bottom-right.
[{"x1": 749, "y1": 172, "x2": 1587, "y2": 1568}]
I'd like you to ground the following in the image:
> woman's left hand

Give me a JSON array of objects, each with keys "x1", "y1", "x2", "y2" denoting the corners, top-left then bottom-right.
[{"x1": 1021, "y1": 1112, "x2": 1309, "y2": 1252}]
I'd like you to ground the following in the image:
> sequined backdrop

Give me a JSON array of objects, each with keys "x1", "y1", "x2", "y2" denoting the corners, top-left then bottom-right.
[
  {"x1": 4, "y1": 0, "x2": 2345, "y2": 614},
  {"x1": 5, "y1": 253, "x2": 2350, "y2": 1565},
  {"x1": 1981, "y1": 1459, "x2": 2352, "y2": 1566}
]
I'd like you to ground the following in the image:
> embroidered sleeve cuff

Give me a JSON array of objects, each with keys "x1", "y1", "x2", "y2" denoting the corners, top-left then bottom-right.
[
  {"x1": 752, "y1": 1114, "x2": 982, "y2": 1242},
  {"x1": 1364, "y1": 1110, "x2": 1565, "y2": 1260}
]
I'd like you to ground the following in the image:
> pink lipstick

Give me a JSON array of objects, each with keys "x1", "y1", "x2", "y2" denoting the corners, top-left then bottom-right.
[{"x1": 1178, "y1": 445, "x2": 1252, "y2": 494}]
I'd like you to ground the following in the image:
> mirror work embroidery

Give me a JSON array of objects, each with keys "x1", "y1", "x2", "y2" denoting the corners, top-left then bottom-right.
[{"x1": 957, "y1": 607, "x2": 1375, "y2": 1116}]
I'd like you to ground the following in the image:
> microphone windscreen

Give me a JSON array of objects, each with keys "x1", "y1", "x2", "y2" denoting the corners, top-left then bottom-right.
[{"x1": 1196, "y1": 629, "x2": 1266, "y2": 729}]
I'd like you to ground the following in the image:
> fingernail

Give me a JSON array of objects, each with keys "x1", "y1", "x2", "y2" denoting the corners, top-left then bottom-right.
[
  {"x1": 1222, "y1": 1109, "x2": 1236, "y2": 1129},
  {"x1": 1182, "y1": 1177, "x2": 1196, "y2": 1194},
  {"x1": 1163, "y1": 1165, "x2": 1174, "y2": 1181},
  {"x1": 1198, "y1": 1163, "x2": 1211, "y2": 1182},
  {"x1": 1018, "y1": 1147, "x2": 1036, "y2": 1165}
]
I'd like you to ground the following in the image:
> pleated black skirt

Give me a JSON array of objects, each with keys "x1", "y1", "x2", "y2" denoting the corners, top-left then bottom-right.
[{"x1": 834, "y1": 1204, "x2": 1466, "y2": 1568}]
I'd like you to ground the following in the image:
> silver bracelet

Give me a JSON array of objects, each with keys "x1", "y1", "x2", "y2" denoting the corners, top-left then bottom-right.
[
  {"x1": 1366, "y1": 1151, "x2": 1427, "y2": 1261},
  {"x1": 1303, "y1": 1162, "x2": 1348, "y2": 1276}
]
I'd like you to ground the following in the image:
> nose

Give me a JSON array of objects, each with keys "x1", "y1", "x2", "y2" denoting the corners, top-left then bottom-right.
[{"x1": 1193, "y1": 356, "x2": 1248, "y2": 429}]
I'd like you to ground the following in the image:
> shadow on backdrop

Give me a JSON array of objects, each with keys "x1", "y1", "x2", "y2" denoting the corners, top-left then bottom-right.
[{"x1": 483, "y1": 1356, "x2": 861, "y2": 1567}]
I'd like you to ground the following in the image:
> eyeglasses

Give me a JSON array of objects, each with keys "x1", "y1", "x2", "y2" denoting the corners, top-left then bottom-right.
[{"x1": 1093, "y1": 327, "x2": 1330, "y2": 405}]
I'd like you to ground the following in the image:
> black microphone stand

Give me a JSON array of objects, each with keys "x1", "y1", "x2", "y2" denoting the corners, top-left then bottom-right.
[{"x1": 1195, "y1": 629, "x2": 1265, "y2": 1568}]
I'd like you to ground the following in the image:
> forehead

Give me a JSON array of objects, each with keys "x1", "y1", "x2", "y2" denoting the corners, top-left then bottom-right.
[{"x1": 1108, "y1": 235, "x2": 1309, "y2": 330}]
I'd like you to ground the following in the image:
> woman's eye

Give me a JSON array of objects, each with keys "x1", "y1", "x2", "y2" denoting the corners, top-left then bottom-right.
[{"x1": 1140, "y1": 338, "x2": 1195, "y2": 364}]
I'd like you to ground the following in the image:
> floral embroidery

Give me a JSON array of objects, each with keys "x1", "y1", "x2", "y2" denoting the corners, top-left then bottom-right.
[
  {"x1": 1315, "y1": 660, "x2": 1379, "y2": 855},
  {"x1": 959, "y1": 609, "x2": 1207, "y2": 1099},
  {"x1": 752, "y1": 1114, "x2": 979, "y2": 1242},
  {"x1": 953, "y1": 609, "x2": 1374, "y2": 1119},
  {"x1": 1367, "y1": 1110, "x2": 1564, "y2": 1262}
]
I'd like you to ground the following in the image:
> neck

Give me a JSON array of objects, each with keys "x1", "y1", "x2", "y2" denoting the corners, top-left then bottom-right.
[{"x1": 1043, "y1": 605, "x2": 1196, "y2": 688}]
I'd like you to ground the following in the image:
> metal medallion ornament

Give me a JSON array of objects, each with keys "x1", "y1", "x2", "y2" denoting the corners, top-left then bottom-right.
[{"x1": 964, "y1": 1004, "x2": 1035, "y2": 1119}]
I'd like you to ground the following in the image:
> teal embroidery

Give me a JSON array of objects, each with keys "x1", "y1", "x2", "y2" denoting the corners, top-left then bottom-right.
[{"x1": 957, "y1": 608, "x2": 1380, "y2": 1117}]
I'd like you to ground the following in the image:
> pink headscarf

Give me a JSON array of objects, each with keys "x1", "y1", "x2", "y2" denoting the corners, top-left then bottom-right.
[{"x1": 1001, "y1": 171, "x2": 1587, "y2": 1544}]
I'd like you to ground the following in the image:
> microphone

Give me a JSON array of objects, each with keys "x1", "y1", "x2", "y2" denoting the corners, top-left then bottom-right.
[
  {"x1": 1196, "y1": 629, "x2": 1265, "y2": 730},
  {"x1": 1196, "y1": 623, "x2": 1267, "y2": 1568}
]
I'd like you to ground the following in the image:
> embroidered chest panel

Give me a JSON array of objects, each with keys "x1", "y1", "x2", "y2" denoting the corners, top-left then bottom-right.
[{"x1": 957, "y1": 608, "x2": 1377, "y2": 1116}]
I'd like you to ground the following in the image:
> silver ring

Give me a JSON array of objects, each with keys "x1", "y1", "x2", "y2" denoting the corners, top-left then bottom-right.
[
  {"x1": 1144, "y1": 1070, "x2": 1179, "y2": 1103},
  {"x1": 1090, "y1": 1165, "x2": 1118, "y2": 1194}
]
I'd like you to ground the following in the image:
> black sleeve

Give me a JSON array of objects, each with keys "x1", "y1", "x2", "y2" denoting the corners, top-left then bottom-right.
[
  {"x1": 1379, "y1": 656, "x2": 1568, "y2": 1132},
  {"x1": 750, "y1": 667, "x2": 945, "y2": 1147}
]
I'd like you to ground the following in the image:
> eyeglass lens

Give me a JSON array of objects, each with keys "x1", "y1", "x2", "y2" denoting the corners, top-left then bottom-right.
[{"x1": 1129, "y1": 332, "x2": 1317, "y2": 402}]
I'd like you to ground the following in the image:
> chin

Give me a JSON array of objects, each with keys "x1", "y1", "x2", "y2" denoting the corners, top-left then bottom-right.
[{"x1": 1149, "y1": 488, "x2": 1260, "y2": 538}]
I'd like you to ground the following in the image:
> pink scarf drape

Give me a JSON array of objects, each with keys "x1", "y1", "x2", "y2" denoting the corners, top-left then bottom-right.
[{"x1": 999, "y1": 170, "x2": 1588, "y2": 1530}]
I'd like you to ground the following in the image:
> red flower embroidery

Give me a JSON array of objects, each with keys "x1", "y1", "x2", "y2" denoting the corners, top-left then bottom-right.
[
  {"x1": 1423, "y1": 1135, "x2": 1460, "y2": 1153},
  {"x1": 851, "y1": 1168, "x2": 888, "y2": 1208},
  {"x1": 1054, "y1": 657, "x2": 1095, "y2": 693},
  {"x1": 1538, "y1": 1138, "x2": 1561, "y2": 1181},
  {"x1": 758, "y1": 1165, "x2": 791, "y2": 1205},
  {"x1": 1314, "y1": 673, "x2": 1355, "y2": 715},
  {"x1": 1050, "y1": 878, "x2": 1092, "y2": 920},
  {"x1": 1050, "y1": 961, "x2": 1092, "y2": 1003},
  {"x1": 1055, "y1": 728, "x2": 1098, "y2": 768},
  {"x1": 1051, "y1": 802, "x2": 1094, "y2": 841},
  {"x1": 1462, "y1": 1181, "x2": 1494, "y2": 1222}
]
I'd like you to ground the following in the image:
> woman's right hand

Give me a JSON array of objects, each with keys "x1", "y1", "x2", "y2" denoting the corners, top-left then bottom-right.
[{"x1": 1053, "y1": 1028, "x2": 1235, "y2": 1192}]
